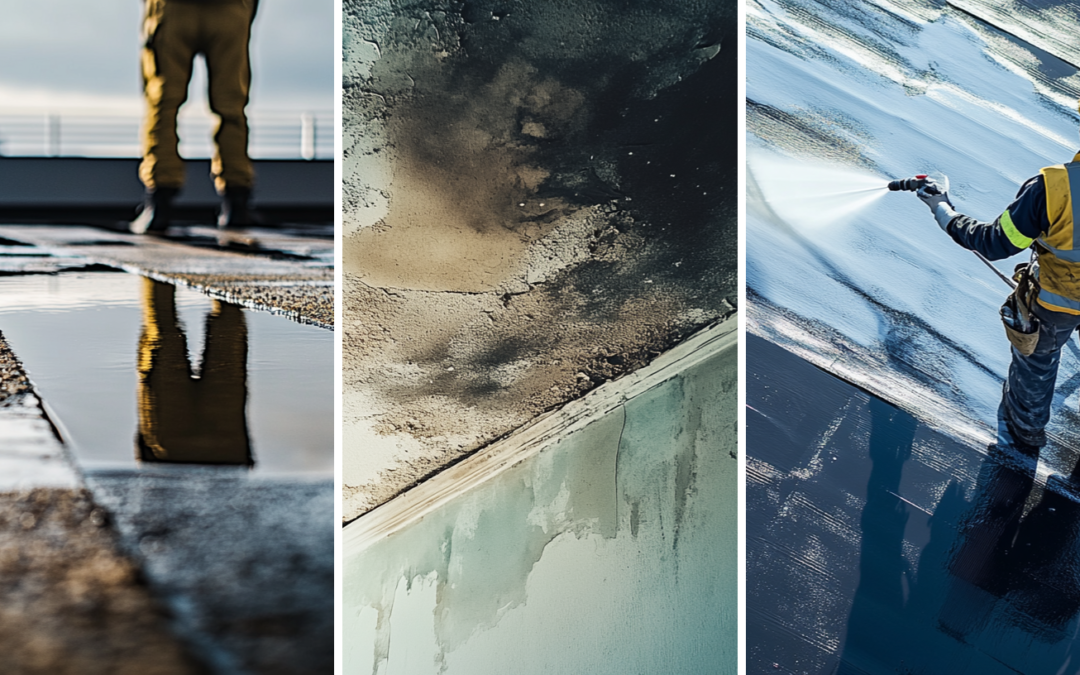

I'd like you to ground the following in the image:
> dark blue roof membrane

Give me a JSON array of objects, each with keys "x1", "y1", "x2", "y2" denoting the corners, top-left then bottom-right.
[{"x1": 748, "y1": 334, "x2": 1080, "y2": 675}]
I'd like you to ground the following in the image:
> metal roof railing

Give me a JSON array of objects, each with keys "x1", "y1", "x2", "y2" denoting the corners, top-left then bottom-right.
[{"x1": 0, "y1": 109, "x2": 333, "y2": 160}]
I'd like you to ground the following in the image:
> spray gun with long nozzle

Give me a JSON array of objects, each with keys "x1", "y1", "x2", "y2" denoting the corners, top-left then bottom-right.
[{"x1": 887, "y1": 174, "x2": 937, "y2": 193}]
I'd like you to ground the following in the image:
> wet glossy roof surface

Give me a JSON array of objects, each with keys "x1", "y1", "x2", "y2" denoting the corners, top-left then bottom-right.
[{"x1": 748, "y1": 334, "x2": 1080, "y2": 675}]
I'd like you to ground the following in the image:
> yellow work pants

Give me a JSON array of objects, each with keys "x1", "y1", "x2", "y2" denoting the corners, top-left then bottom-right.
[
  {"x1": 137, "y1": 278, "x2": 251, "y2": 465},
  {"x1": 139, "y1": 0, "x2": 256, "y2": 192}
]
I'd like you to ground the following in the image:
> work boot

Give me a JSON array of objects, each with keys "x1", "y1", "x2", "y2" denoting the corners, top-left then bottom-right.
[
  {"x1": 130, "y1": 187, "x2": 178, "y2": 235},
  {"x1": 1002, "y1": 407, "x2": 1047, "y2": 453},
  {"x1": 217, "y1": 186, "x2": 255, "y2": 229}
]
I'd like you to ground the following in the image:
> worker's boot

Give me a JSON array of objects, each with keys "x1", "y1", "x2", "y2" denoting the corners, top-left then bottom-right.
[
  {"x1": 217, "y1": 186, "x2": 254, "y2": 229},
  {"x1": 1002, "y1": 408, "x2": 1046, "y2": 457},
  {"x1": 130, "y1": 187, "x2": 179, "y2": 235}
]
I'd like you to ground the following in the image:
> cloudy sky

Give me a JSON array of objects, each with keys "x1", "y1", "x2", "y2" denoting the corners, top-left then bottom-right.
[{"x1": 0, "y1": 1, "x2": 333, "y2": 113}]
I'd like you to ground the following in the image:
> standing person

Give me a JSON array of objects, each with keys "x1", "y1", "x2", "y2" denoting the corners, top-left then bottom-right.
[
  {"x1": 131, "y1": 0, "x2": 259, "y2": 234},
  {"x1": 914, "y1": 139, "x2": 1080, "y2": 455}
]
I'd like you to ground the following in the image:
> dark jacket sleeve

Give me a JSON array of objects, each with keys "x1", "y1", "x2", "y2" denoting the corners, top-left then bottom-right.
[{"x1": 943, "y1": 175, "x2": 1049, "y2": 261}]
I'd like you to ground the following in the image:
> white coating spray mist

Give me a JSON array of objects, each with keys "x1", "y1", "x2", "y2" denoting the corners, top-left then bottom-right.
[{"x1": 748, "y1": 152, "x2": 890, "y2": 233}]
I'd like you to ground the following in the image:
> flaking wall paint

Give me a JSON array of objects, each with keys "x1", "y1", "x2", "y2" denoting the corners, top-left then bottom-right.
[{"x1": 344, "y1": 331, "x2": 736, "y2": 674}]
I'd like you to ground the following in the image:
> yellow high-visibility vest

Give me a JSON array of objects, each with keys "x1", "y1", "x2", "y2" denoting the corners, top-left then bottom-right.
[{"x1": 1035, "y1": 151, "x2": 1080, "y2": 314}]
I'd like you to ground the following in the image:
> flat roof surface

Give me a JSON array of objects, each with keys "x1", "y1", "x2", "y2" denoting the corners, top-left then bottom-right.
[{"x1": 748, "y1": 333, "x2": 1080, "y2": 674}]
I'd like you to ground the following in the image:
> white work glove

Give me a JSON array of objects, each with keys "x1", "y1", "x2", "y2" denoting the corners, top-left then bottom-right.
[{"x1": 917, "y1": 180, "x2": 957, "y2": 230}]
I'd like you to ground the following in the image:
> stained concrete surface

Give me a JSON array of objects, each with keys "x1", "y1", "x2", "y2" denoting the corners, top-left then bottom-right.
[
  {"x1": 345, "y1": 318, "x2": 737, "y2": 675},
  {"x1": 342, "y1": 0, "x2": 737, "y2": 521},
  {"x1": 0, "y1": 224, "x2": 334, "y2": 673},
  {"x1": 0, "y1": 489, "x2": 203, "y2": 675},
  {"x1": 748, "y1": 334, "x2": 1080, "y2": 674},
  {"x1": 88, "y1": 471, "x2": 333, "y2": 675}
]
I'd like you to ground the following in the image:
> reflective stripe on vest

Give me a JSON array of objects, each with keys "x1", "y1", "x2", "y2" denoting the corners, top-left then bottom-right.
[
  {"x1": 1037, "y1": 287, "x2": 1080, "y2": 313},
  {"x1": 1035, "y1": 239, "x2": 1080, "y2": 263},
  {"x1": 1034, "y1": 265, "x2": 1080, "y2": 312}
]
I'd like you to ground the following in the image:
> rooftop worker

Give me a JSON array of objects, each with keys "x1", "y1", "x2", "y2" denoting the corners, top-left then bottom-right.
[
  {"x1": 131, "y1": 0, "x2": 259, "y2": 234},
  {"x1": 913, "y1": 115, "x2": 1080, "y2": 456}
]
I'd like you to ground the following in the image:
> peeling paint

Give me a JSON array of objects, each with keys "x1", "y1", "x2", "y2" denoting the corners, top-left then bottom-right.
[{"x1": 344, "y1": 319, "x2": 736, "y2": 674}]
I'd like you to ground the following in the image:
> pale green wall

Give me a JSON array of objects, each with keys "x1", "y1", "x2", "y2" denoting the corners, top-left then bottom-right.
[{"x1": 344, "y1": 325, "x2": 737, "y2": 674}]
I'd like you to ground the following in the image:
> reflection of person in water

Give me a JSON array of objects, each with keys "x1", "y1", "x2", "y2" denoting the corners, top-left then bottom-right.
[{"x1": 136, "y1": 277, "x2": 252, "y2": 466}]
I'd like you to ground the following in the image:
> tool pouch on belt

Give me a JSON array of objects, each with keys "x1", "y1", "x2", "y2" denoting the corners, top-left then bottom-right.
[{"x1": 1000, "y1": 252, "x2": 1040, "y2": 356}]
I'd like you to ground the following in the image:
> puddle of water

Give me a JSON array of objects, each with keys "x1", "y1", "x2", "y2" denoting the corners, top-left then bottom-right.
[{"x1": 0, "y1": 271, "x2": 332, "y2": 475}]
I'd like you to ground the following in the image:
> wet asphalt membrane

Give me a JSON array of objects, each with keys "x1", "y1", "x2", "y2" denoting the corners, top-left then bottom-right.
[{"x1": 748, "y1": 333, "x2": 1080, "y2": 675}]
